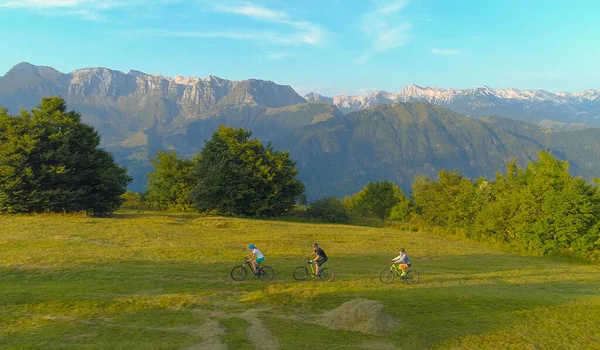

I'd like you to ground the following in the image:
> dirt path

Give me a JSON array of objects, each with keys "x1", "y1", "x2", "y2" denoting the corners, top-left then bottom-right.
[
  {"x1": 239, "y1": 309, "x2": 280, "y2": 350},
  {"x1": 357, "y1": 341, "x2": 398, "y2": 349},
  {"x1": 183, "y1": 320, "x2": 227, "y2": 350}
]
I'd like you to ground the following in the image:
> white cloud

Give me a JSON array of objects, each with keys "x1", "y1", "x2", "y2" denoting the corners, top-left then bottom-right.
[
  {"x1": 0, "y1": 0, "x2": 130, "y2": 9},
  {"x1": 209, "y1": 2, "x2": 326, "y2": 46},
  {"x1": 214, "y1": 3, "x2": 287, "y2": 21},
  {"x1": 375, "y1": 0, "x2": 411, "y2": 15},
  {"x1": 355, "y1": 0, "x2": 413, "y2": 64},
  {"x1": 1, "y1": 0, "x2": 83, "y2": 7},
  {"x1": 265, "y1": 51, "x2": 293, "y2": 60},
  {"x1": 3, "y1": 1, "x2": 325, "y2": 46},
  {"x1": 139, "y1": 29, "x2": 317, "y2": 47},
  {"x1": 431, "y1": 48, "x2": 462, "y2": 56},
  {"x1": 0, "y1": 0, "x2": 172, "y2": 20}
]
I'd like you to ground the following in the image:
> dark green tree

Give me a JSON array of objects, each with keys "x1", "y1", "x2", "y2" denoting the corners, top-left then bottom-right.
[
  {"x1": 472, "y1": 159, "x2": 527, "y2": 243},
  {"x1": 145, "y1": 150, "x2": 198, "y2": 211},
  {"x1": 515, "y1": 151, "x2": 599, "y2": 255},
  {"x1": 359, "y1": 181, "x2": 403, "y2": 221},
  {"x1": 473, "y1": 151, "x2": 600, "y2": 257},
  {"x1": 0, "y1": 97, "x2": 131, "y2": 216},
  {"x1": 192, "y1": 125, "x2": 305, "y2": 216},
  {"x1": 412, "y1": 170, "x2": 478, "y2": 227},
  {"x1": 305, "y1": 197, "x2": 349, "y2": 223},
  {"x1": 120, "y1": 190, "x2": 144, "y2": 209}
]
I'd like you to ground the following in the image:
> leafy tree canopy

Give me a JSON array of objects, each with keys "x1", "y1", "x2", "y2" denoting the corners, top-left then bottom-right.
[
  {"x1": 412, "y1": 150, "x2": 600, "y2": 259},
  {"x1": 0, "y1": 97, "x2": 131, "y2": 216},
  {"x1": 305, "y1": 197, "x2": 349, "y2": 223},
  {"x1": 357, "y1": 181, "x2": 405, "y2": 221},
  {"x1": 192, "y1": 125, "x2": 305, "y2": 216},
  {"x1": 145, "y1": 150, "x2": 198, "y2": 211}
]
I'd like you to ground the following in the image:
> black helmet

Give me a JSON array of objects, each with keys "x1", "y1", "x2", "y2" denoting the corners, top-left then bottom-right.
[
  {"x1": 398, "y1": 248, "x2": 405, "y2": 252},
  {"x1": 312, "y1": 243, "x2": 318, "y2": 247}
]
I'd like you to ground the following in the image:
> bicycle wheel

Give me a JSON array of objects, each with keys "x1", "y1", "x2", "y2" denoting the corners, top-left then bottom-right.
[
  {"x1": 259, "y1": 266, "x2": 275, "y2": 282},
  {"x1": 319, "y1": 267, "x2": 335, "y2": 282},
  {"x1": 230, "y1": 266, "x2": 248, "y2": 281},
  {"x1": 379, "y1": 269, "x2": 395, "y2": 284},
  {"x1": 293, "y1": 266, "x2": 309, "y2": 280},
  {"x1": 403, "y1": 270, "x2": 420, "y2": 284}
]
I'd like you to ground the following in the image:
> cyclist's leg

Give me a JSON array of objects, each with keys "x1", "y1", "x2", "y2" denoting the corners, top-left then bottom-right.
[
  {"x1": 316, "y1": 258, "x2": 327, "y2": 276},
  {"x1": 399, "y1": 263, "x2": 408, "y2": 275},
  {"x1": 254, "y1": 257, "x2": 264, "y2": 274}
]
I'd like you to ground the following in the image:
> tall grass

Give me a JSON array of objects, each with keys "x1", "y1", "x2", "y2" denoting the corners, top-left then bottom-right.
[{"x1": 1, "y1": 211, "x2": 599, "y2": 349}]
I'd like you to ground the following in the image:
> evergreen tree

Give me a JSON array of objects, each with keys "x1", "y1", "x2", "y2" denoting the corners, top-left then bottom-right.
[
  {"x1": 192, "y1": 125, "x2": 305, "y2": 216},
  {"x1": 0, "y1": 97, "x2": 131, "y2": 216}
]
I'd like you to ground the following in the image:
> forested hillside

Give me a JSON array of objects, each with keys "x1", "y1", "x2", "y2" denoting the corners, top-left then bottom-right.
[{"x1": 284, "y1": 103, "x2": 600, "y2": 197}]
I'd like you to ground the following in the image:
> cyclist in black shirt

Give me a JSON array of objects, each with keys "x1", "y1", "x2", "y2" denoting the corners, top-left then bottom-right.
[{"x1": 310, "y1": 243, "x2": 328, "y2": 277}]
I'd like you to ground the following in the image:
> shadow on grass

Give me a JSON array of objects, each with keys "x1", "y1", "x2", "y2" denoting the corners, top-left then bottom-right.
[
  {"x1": 272, "y1": 279, "x2": 600, "y2": 349},
  {"x1": 111, "y1": 211, "x2": 199, "y2": 221},
  {"x1": 0, "y1": 259, "x2": 277, "y2": 348},
  {"x1": 0, "y1": 308, "x2": 206, "y2": 349},
  {"x1": 2, "y1": 252, "x2": 599, "y2": 349},
  {"x1": 258, "y1": 252, "x2": 600, "y2": 348},
  {"x1": 0, "y1": 259, "x2": 276, "y2": 308}
]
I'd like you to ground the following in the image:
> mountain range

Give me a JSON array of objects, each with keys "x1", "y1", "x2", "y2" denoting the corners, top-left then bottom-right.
[
  {"x1": 305, "y1": 85, "x2": 600, "y2": 126},
  {"x1": 1, "y1": 62, "x2": 599, "y2": 199}
]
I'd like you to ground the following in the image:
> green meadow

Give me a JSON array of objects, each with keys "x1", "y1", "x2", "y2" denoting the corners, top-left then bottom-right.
[{"x1": 1, "y1": 212, "x2": 599, "y2": 349}]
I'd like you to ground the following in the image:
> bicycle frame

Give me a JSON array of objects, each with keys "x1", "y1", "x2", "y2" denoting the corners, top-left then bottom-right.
[
  {"x1": 303, "y1": 257, "x2": 319, "y2": 274},
  {"x1": 231, "y1": 257, "x2": 274, "y2": 282},
  {"x1": 244, "y1": 258, "x2": 262, "y2": 272},
  {"x1": 390, "y1": 263, "x2": 406, "y2": 275},
  {"x1": 293, "y1": 257, "x2": 334, "y2": 282}
]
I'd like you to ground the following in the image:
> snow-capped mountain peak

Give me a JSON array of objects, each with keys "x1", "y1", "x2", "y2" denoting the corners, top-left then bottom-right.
[{"x1": 307, "y1": 85, "x2": 600, "y2": 123}]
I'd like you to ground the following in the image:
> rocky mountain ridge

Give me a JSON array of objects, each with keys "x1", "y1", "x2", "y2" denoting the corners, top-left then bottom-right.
[
  {"x1": 306, "y1": 85, "x2": 600, "y2": 124},
  {"x1": 0, "y1": 63, "x2": 309, "y2": 145},
  {"x1": 2, "y1": 63, "x2": 600, "y2": 197}
]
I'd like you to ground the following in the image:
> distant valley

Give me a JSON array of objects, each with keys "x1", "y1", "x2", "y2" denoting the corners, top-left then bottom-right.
[{"x1": 1, "y1": 62, "x2": 599, "y2": 199}]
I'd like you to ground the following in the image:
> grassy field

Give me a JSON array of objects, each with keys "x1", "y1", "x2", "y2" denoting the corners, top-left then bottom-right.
[{"x1": 1, "y1": 211, "x2": 600, "y2": 349}]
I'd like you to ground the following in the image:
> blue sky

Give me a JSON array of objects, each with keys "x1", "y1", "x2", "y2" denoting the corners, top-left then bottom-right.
[{"x1": 0, "y1": 0, "x2": 599, "y2": 96}]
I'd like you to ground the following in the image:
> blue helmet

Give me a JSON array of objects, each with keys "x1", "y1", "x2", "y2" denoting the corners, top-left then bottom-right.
[{"x1": 248, "y1": 244, "x2": 255, "y2": 249}]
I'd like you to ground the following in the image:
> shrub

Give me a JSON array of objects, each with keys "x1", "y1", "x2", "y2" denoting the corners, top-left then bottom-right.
[
  {"x1": 306, "y1": 197, "x2": 349, "y2": 223},
  {"x1": 145, "y1": 151, "x2": 198, "y2": 211}
]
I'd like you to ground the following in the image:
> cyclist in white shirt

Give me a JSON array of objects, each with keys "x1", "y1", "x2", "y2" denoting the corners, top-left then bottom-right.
[
  {"x1": 247, "y1": 244, "x2": 264, "y2": 274},
  {"x1": 391, "y1": 248, "x2": 411, "y2": 276}
]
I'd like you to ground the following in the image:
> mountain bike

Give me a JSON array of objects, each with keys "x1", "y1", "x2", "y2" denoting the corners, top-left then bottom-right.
[
  {"x1": 293, "y1": 257, "x2": 335, "y2": 282},
  {"x1": 379, "y1": 264, "x2": 419, "y2": 284},
  {"x1": 230, "y1": 258, "x2": 274, "y2": 282}
]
